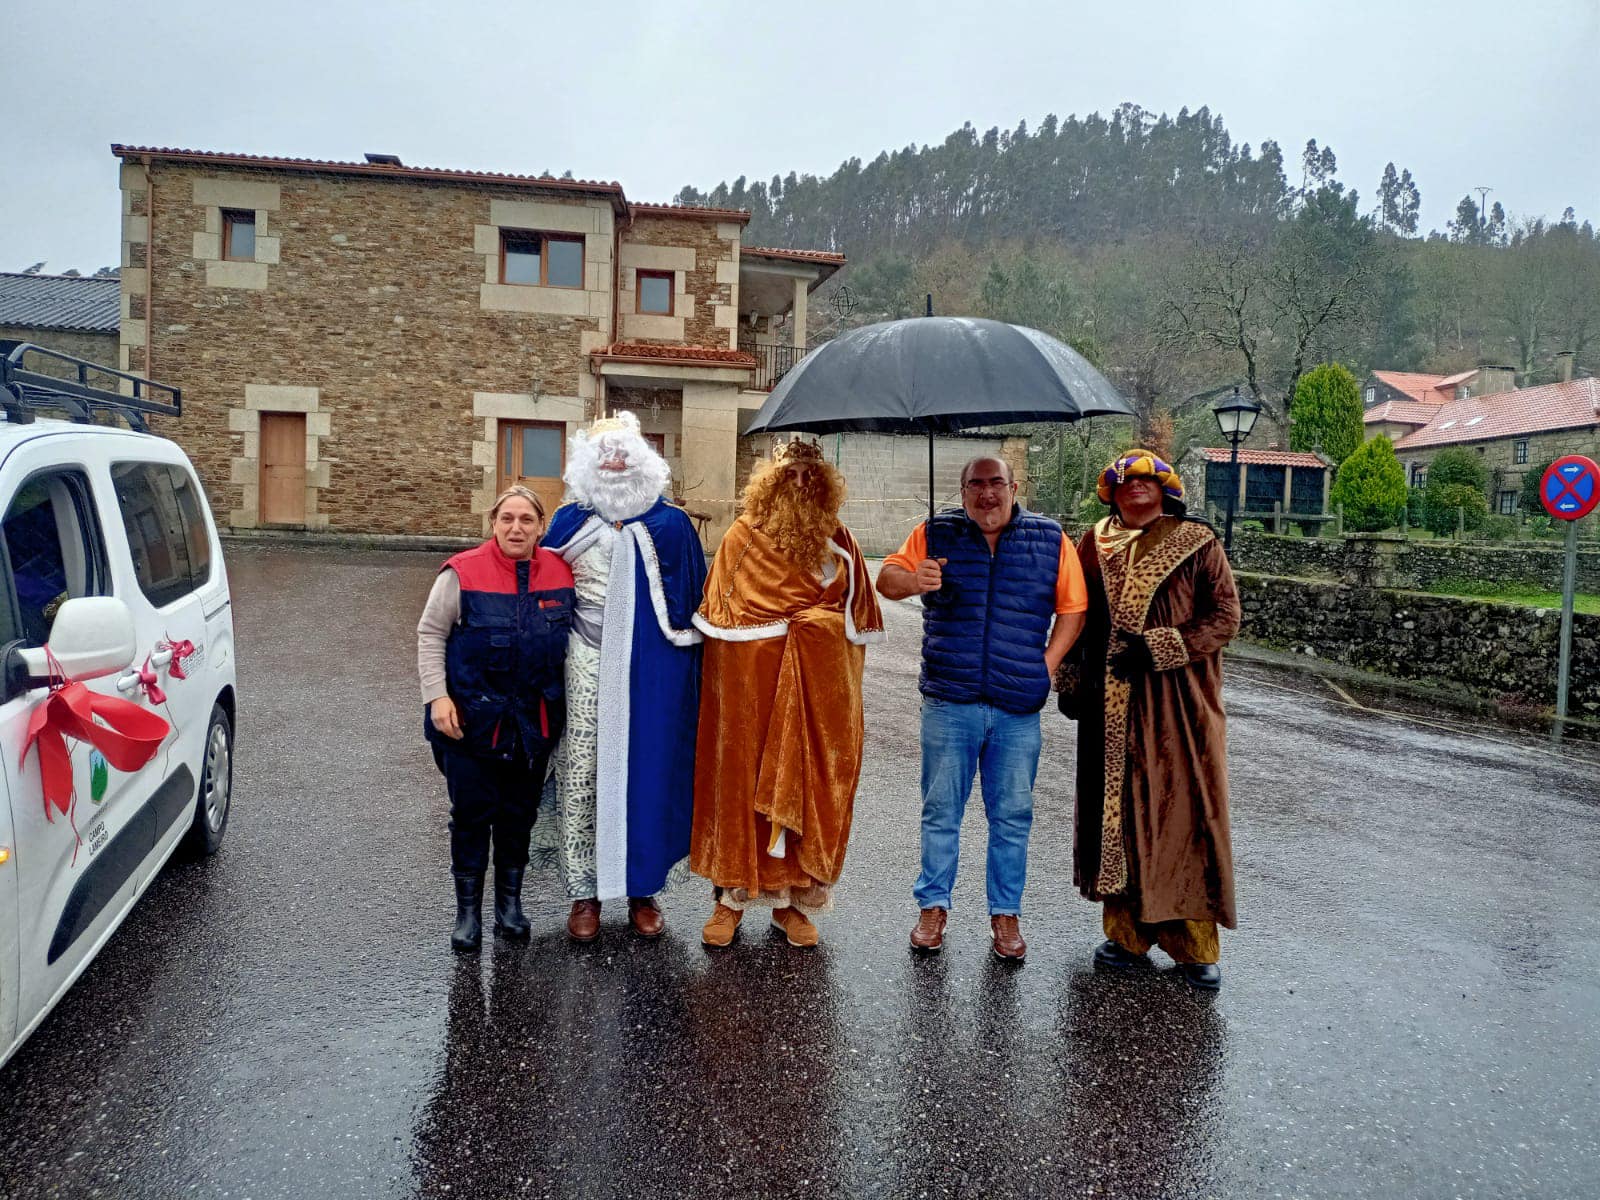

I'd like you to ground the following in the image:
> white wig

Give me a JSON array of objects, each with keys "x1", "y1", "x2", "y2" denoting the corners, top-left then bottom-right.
[{"x1": 564, "y1": 410, "x2": 672, "y2": 522}]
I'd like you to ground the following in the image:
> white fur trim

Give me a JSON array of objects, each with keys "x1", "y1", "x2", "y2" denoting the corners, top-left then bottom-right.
[
  {"x1": 828, "y1": 539, "x2": 887, "y2": 646},
  {"x1": 629, "y1": 522, "x2": 703, "y2": 648},
  {"x1": 593, "y1": 529, "x2": 636, "y2": 901},
  {"x1": 549, "y1": 513, "x2": 606, "y2": 563},
  {"x1": 692, "y1": 612, "x2": 791, "y2": 642}
]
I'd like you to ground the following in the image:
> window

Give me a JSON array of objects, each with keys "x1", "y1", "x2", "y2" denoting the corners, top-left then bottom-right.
[
  {"x1": 1364, "y1": 386, "x2": 1376, "y2": 405},
  {"x1": 637, "y1": 270, "x2": 674, "y2": 315},
  {"x1": 500, "y1": 231, "x2": 584, "y2": 288},
  {"x1": 1, "y1": 471, "x2": 108, "y2": 646},
  {"x1": 1499, "y1": 491, "x2": 1518, "y2": 515},
  {"x1": 643, "y1": 432, "x2": 666, "y2": 456},
  {"x1": 222, "y1": 209, "x2": 256, "y2": 261},
  {"x1": 113, "y1": 463, "x2": 211, "y2": 607},
  {"x1": 1514, "y1": 440, "x2": 1529, "y2": 465},
  {"x1": 1459, "y1": 386, "x2": 1472, "y2": 400},
  {"x1": 1413, "y1": 467, "x2": 1428, "y2": 488}
]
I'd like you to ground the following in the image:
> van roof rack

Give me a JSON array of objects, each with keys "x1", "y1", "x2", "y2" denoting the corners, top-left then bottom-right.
[{"x1": 0, "y1": 342, "x2": 181, "y2": 435}]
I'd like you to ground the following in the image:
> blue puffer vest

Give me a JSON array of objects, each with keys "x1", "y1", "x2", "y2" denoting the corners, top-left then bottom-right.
[
  {"x1": 920, "y1": 505, "x2": 1063, "y2": 714},
  {"x1": 425, "y1": 541, "x2": 575, "y2": 762}
]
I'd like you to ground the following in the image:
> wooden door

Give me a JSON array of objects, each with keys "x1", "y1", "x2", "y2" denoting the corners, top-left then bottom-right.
[
  {"x1": 259, "y1": 412, "x2": 307, "y2": 525},
  {"x1": 498, "y1": 421, "x2": 565, "y2": 520}
]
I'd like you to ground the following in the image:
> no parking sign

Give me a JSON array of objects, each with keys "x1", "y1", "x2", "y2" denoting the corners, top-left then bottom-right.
[
  {"x1": 1538, "y1": 453, "x2": 1597, "y2": 722},
  {"x1": 1540, "y1": 455, "x2": 1600, "y2": 521}
]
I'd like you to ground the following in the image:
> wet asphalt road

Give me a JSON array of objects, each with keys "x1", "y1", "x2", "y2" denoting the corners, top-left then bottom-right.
[{"x1": 1, "y1": 544, "x2": 1597, "y2": 1200}]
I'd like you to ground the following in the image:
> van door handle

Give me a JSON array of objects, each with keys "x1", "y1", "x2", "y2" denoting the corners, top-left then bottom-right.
[
  {"x1": 116, "y1": 671, "x2": 142, "y2": 694},
  {"x1": 150, "y1": 648, "x2": 173, "y2": 667}
]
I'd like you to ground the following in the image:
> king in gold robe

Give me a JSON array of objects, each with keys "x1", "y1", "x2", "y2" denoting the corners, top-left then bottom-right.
[{"x1": 691, "y1": 440, "x2": 884, "y2": 948}]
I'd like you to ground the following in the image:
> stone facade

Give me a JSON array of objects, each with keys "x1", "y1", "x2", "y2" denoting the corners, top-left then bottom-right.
[
  {"x1": 618, "y1": 215, "x2": 739, "y2": 349},
  {"x1": 0, "y1": 326, "x2": 118, "y2": 381},
  {"x1": 1396, "y1": 427, "x2": 1600, "y2": 513}
]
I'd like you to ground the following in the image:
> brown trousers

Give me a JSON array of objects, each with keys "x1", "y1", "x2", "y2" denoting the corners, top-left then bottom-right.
[{"x1": 1103, "y1": 897, "x2": 1219, "y2": 964}]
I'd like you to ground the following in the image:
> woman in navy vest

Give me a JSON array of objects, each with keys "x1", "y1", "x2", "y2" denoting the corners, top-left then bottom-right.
[{"x1": 417, "y1": 485, "x2": 575, "y2": 950}]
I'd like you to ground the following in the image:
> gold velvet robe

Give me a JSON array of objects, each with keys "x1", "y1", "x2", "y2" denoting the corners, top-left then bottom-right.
[
  {"x1": 690, "y1": 516, "x2": 885, "y2": 910},
  {"x1": 1070, "y1": 516, "x2": 1241, "y2": 928}
]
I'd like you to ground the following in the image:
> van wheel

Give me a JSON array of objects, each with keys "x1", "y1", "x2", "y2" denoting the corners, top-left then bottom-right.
[{"x1": 186, "y1": 704, "x2": 233, "y2": 856}]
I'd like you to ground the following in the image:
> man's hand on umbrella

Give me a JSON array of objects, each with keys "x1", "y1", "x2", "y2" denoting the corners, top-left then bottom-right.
[{"x1": 913, "y1": 557, "x2": 947, "y2": 593}]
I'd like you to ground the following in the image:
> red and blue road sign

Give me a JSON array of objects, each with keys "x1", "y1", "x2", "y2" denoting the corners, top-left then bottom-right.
[{"x1": 1540, "y1": 454, "x2": 1600, "y2": 521}]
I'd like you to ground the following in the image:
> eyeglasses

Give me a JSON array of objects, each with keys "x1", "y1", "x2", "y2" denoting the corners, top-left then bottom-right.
[{"x1": 962, "y1": 477, "x2": 1014, "y2": 493}]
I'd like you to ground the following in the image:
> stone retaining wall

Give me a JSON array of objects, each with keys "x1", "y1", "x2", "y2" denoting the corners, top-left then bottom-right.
[
  {"x1": 1236, "y1": 572, "x2": 1600, "y2": 714},
  {"x1": 1225, "y1": 531, "x2": 1600, "y2": 593}
]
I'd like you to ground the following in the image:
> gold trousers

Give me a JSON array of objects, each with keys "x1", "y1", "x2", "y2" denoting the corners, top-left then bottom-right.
[{"x1": 1103, "y1": 897, "x2": 1219, "y2": 965}]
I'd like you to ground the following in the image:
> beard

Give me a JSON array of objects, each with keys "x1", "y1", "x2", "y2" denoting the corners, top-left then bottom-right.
[
  {"x1": 565, "y1": 431, "x2": 671, "y2": 522},
  {"x1": 751, "y1": 478, "x2": 840, "y2": 569}
]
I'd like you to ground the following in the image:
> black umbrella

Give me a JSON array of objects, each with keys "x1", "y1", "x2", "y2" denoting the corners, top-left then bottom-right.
[{"x1": 743, "y1": 316, "x2": 1135, "y2": 519}]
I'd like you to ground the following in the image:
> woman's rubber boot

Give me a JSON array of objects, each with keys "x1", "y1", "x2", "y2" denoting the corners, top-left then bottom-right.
[
  {"x1": 451, "y1": 872, "x2": 484, "y2": 951},
  {"x1": 494, "y1": 865, "x2": 532, "y2": 939}
]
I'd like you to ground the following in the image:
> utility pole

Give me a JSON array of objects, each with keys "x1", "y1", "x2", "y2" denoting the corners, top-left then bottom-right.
[{"x1": 1473, "y1": 186, "x2": 1493, "y2": 231}]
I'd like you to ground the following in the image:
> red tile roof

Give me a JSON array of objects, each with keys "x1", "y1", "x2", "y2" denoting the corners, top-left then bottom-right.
[
  {"x1": 630, "y1": 202, "x2": 751, "y2": 223},
  {"x1": 742, "y1": 246, "x2": 848, "y2": 265},
  {"x1": 112, "y1": 145, "x2": 631, "y2": 207},
  {"x1": 1371, "y1": 371, "x2": 1451, "y2": 402},
  {"x1": 1395, "y1": 378, "x2": 1600, "y2": 450},
  {"x1": 1434, "y1": 369, "x2": 1478, "y2": 390},
  {"x1": 1364, "y1": 400, "x2": 1442, "y2": 426},
  {"x1": 1198, "y1": 448, "x2": 1328, "y2": 468},
  {"x1": 592, "y1": 343, "x2": 758, "y2": 367}
]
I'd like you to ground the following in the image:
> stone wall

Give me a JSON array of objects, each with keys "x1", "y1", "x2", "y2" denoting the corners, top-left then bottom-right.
[
  {"x1": 1226, "y1": 530, "x2": 1600, "y2": 593},
  {"x1": 0, "y1": 325, "x2": 119, "y2": 381},
  {"x1": 1236, "y1": 572, "x2": 1600, "y2": 715},
  {"x1": 618, "y1": 215, "x2": 738, "y2": 349}
]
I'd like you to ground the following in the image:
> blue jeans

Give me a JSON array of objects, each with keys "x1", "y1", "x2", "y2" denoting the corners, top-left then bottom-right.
[{"x1": 913, "y1": 697, "x2": 1042, "y2": 917}]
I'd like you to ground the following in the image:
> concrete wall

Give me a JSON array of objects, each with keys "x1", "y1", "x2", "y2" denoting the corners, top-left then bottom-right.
[{"x1": 1236, "y1": 572, "x2": 1600, "y2": 715}]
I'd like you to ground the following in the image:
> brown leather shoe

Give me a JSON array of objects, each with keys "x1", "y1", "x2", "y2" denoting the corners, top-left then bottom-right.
[
  {"x1": 701, "y1": 903, "x2": 742, "y2": 948},
  {"x1": 910, "y1": 907, "x2": 947, "y2": 953},
  {"x1": 770, "y1": 906, "x2": 819, "y2": 947},
  {"x1": 628, "y1": 896, "x2": 665, "y2": 938},
  {"x1": 567, "y1": 898, "x2": 601, "y2": 943},
  {"x1": 990, "y1": 914, "x2": 1026, "y2": 961}
]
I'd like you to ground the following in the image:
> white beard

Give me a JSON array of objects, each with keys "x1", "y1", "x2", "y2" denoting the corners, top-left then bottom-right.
[{"x1": 565, "y1": 428, "x2": 671, "y2": 523}]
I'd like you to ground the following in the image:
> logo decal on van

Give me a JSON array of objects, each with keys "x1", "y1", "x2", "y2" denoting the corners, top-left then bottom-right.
[{"x1": 89, "y1": 751, "x2": 109, "y2": 802}]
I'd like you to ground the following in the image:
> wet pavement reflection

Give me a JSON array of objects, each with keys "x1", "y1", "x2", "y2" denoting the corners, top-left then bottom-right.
[{"x1": 1, "y1": 544, "x2": 1596, "y2": 1198}]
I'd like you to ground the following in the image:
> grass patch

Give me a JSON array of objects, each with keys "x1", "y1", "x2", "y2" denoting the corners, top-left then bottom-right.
[{"x1": 1424, "y1": 578, "x2": 1600, "y2": 614}]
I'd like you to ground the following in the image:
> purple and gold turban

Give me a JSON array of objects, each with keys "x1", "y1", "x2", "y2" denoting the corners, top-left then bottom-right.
[{"x1": 1096, "y1": 448, "x2": 1184, "y2": 505}]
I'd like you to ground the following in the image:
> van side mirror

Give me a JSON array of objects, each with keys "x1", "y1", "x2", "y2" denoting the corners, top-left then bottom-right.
[{"x1": 6, "y1": 597, "x2": 138, "y2": 694}]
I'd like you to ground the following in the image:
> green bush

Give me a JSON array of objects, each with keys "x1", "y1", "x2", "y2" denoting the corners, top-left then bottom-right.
[
  {"x1": 1076, "y1": 493, "x2": 1108, "y2": 523},
  {"x1": 1330, "y1": 435, "x2": 1408, "y2": 531},
  {"x1": 1426, "y1": 446, "x2": 1490, "y2": 493},
  {"x1": 1422, "y1": 482, "x2": 1489, "y2": 536},
  {"x1": 1475, "y1": 515, "x2": 1516, "y2": 542},
  {"x1": 1526, "y1": 514, "x2": 1556, "y2": 538},
  {"x1": 1239, "y1": 519, "x2": 1266, "y2": 533},
  {"x1": 1520, "y1": 455, "x2": 1559, "y2": 516},
  {"x1": 1290, "y1": 364, "x2": 1364, "y2": 465},
  {"x1": 1406, "y1": 486, "x2": 1426, "y2": 527}
]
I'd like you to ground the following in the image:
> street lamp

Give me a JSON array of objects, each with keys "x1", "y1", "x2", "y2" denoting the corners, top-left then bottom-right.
[{"x1": 1212, "y1": 385, "x2": 1262, "y2": 551}]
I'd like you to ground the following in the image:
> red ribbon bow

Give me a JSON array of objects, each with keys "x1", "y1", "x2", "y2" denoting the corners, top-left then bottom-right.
[
  {"x1": 162, "y1": 635, "x2": 195, "y2": 681},
  {"x1": 20, "y1": 666, "x2": 171, "y2": 859},
  {"x1": 138, "y1": 654, "x2": 167, "y2": 705}
]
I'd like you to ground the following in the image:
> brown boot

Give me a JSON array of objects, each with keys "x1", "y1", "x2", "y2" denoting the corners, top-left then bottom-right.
[
  {"x1": 701, "y1": 903, "x2": 742, "y2": 948},
  {"x1": 990, "y1": 914, "x2": 1026, "y2": 962},
  {"x1": 567, "y1": 898, "x2": 601, "y2": 943},
  {"x1": 628, "y1": 896, "x2": 665, "y2": 938},
  {"x1": 910, "y1": 907, "x2": 947, "y2": 953},
  {"x1": 770, "y1": 906, "x2": 819, "y2": 948}
]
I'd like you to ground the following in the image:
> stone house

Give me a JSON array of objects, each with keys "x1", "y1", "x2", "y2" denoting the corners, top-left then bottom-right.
[
  {"x1": 0, "y1": 271, "x2": 120, "y2": 379},
  {"x1": 1361, "y1": 366, "x2": 1511, "y2": 410},
  {"x1": 1362, "y1": 356, "x2": 1599, "y2": 517},
  {"x1": 1177, "y1": 446, "x2": 1332, "y2": 527},
  {"x1": 112, "y1": 145, "x2": 856, "y2": 543}
]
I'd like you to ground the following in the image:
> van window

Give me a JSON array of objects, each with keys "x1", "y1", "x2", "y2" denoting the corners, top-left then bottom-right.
[
  {"x1": 166, "y1": 466, "x2": 212, "y2": 587},
  {"x1": 113, "y1": 462, "x2": 205, "y2": 607},
  {"x1": 1, "y1": 470, "x2": 109, "y2": 646}
]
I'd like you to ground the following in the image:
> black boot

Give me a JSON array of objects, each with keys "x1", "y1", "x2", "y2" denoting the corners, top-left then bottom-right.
[
  {"x1": 451, "y1": 872, "x2": 484, "y2": 951},
  {"x1": 494, "y1": 865, "x2": 532, "y2": 939}
]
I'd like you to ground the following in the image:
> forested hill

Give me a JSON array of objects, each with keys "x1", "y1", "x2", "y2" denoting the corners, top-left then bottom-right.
[
  {"x1": 678, "y1": 102, "x2": 1598, "y2": 450},
  {"x1": 676, "y1": 105, "x2": 1291, "y2": 255}
]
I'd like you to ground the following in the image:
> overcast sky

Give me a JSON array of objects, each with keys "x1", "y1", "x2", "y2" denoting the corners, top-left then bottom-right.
[{"x1": 6, "y1": 0, "x2": 1597, "y2": 273}]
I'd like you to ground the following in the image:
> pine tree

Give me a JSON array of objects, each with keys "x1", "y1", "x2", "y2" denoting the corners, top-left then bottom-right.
[{"x1": 1289, "y1": 364, "x2": 1364, "y2": 464}]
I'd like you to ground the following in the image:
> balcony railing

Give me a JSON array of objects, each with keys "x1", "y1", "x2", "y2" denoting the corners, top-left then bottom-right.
[{"x1": 738, "y1": 339, "x2": 806, "y2": 391}]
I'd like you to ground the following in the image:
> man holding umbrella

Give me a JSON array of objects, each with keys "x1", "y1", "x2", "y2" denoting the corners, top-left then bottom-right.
[{"x1": 878, "y1": 455, "x2": 1087, "y2": 960}]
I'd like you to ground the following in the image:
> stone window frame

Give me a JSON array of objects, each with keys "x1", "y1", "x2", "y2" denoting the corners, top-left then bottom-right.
[
  {"x1": 190, "y1": 177, "x2": 282, "y2": 292},
  {"x1": 1514, "y1": 439, "x2": 1529, "y2": 465},
  {"x1": 222, "y1": 209, "x2": 256, "y2": 262},
  {"x1": 636, "y1": 270, "x2": 676, "y2": 316},
  {"x1": 499, "y1": 229, "x2": 585, "y2": 289}
]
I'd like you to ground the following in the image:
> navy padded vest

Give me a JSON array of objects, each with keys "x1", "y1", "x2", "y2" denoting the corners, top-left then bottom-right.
[
  {"x1": 426, "y1": 542, "x2": 574, "y2": 762},
  {"x1": 919, "y1": 506, "x2": 1063, "y2": 714}
]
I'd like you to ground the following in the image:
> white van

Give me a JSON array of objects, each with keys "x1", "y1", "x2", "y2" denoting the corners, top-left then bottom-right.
[{"x1": 0, "y1": 344, "x2": 236, "y2": 1069}]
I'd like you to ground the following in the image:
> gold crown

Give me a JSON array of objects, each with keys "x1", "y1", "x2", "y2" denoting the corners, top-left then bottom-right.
[
  {"x1": 585, "y1": 411, "x2": 640, "y2": 439},
  {"x1": 772, "y1": 437, "x2": 824, "y2": 465}
]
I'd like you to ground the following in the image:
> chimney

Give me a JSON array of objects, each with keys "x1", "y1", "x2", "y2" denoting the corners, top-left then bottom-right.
[
  {"x1": 1556, "y1": 351, "x2": 1574, "y2": 384},
  {"x1": 1475, "y1": 364, "x2": 1516, "y2": 397}
]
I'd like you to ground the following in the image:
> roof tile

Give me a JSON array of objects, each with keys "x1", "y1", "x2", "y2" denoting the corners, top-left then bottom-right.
[
  {"x1": 1395, "y1": 379, "x2": 1600, "y2": 450},
  {"x1": 0, "y1": 273, "x2": 120, "y2": 333},
  {"x1": 593, "y1": 342, "x2": 758, "y2": 366},
  {"x1": 1364, "y1": 400, "x2": 1441, "y2": 426},
  {"x1": 1198, "y1": 447, "x2": 1327, "y2": 468}
]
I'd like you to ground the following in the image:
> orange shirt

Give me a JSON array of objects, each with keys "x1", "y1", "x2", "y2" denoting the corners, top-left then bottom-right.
[{"x1": 884, "y1": 521, "x2": 1088, "y2": 615}]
